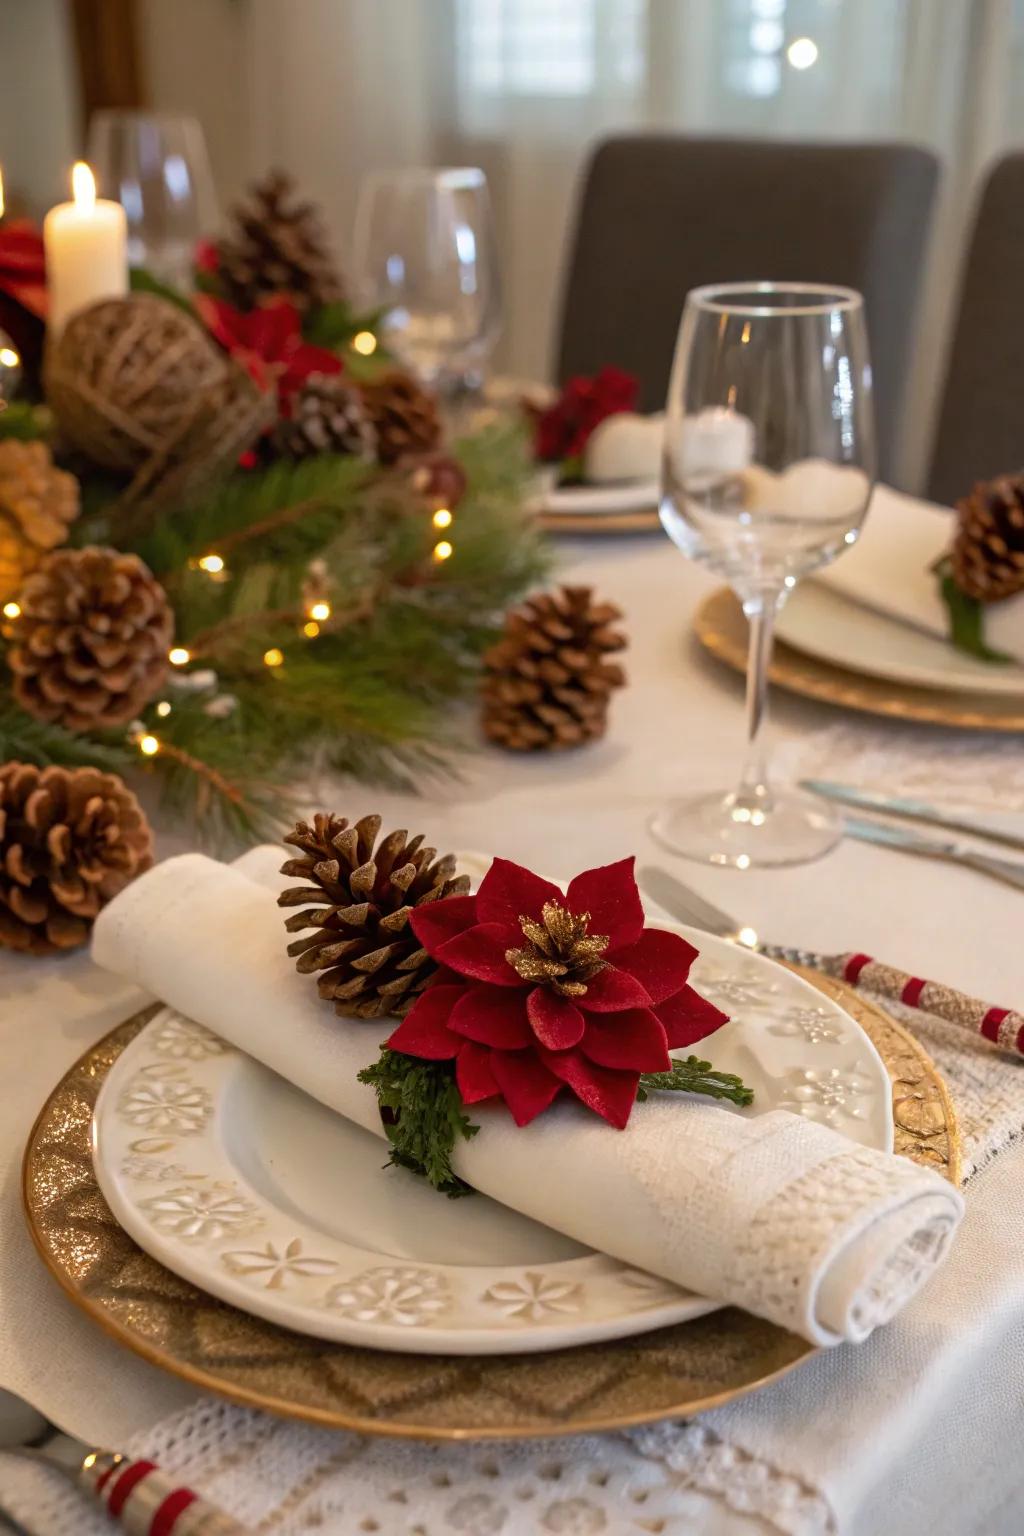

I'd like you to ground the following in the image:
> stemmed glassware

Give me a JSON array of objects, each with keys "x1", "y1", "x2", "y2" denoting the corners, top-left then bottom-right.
[
  {"x1": 351, "y1": 167, "x2": 501, "y2": 388},
  {"x1": 86, "y1": 111, "x2": 218, "y2": 289},
  {"x1": 653, "y1": 282, "x2": 876, "y2": 868}
]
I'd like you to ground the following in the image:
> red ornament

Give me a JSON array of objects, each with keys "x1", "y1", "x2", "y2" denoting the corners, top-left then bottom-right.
[
  {"x1": 407, "y1": 452, "x2": 468, "y2": 511},
  {"x1": 194, "y1": 294, "x2": 342, "y2": 405},
  {"x1": 386, "y1": 856, "x2": 728, "y2": 1129},
  {"x1": 533, "y1": 366, "x2": 639, "y2": 465}
]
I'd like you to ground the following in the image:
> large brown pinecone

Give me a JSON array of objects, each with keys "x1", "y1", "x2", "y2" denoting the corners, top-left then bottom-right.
[
  {"x1": 274, "y1": 373, "x2": 376, "y2": 461},
  {"x1": 279, "y1": 813, "x2": 470, "y2": 1020},
  {"x1": 481, "y1": 586, "x2": 627, "y2": 751},
  {"x1": 7, "y1": 546, "x2": 174, "y2": 731},
  {"x1": 216, "y1": 170, "x2": 344, "y2": 316},
  {"x1": 0, "y1": 761, "x2": 153, "y2": 954},
  {"x1": 0, "y1": 440, "x2": 80, "y2": 604},
  {"x1": 951, "y1": 472, "x2": 1024, "y2": 602},
  {"x1": 359, "y1": 371, "x2": 442, "y2": 466}
]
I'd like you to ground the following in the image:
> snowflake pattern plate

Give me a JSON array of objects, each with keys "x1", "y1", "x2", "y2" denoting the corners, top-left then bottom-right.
[{"x1": 91, "y1": 917, "x2": 891, "y2": 1355}]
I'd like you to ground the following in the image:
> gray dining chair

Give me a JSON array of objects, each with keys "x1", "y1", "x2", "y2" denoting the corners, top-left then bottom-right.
[
  {"x1": 927, "y1": 154, "x2": 1024, "y2": 507},
  {"x1": 555, "y1": 134, "x2": 939, "y2": 482}
]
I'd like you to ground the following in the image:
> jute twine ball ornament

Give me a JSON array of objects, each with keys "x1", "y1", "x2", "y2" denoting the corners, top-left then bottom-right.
[{"x1": 45, "y1": 294, "x2": 230, "y2": 473}]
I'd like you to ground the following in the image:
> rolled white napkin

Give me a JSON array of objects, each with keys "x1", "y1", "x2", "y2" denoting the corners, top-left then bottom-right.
[
  {"x1": 816, "y1": 483, "x2": 1024, "y2": 663},
  {"x1": 92, "y1": 849, "x2": 964, "y2": 1347}
]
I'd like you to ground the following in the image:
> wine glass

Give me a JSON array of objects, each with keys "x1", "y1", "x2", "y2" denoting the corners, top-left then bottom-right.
[
  {"x1": 86, "y1": 111, "x2": 219, "y2": 289},
  {"x1": 653, "y1": 281, "x2": 876, "y2": 868},
  {"x1": 351, "y1": 167, "x2": 501, "y2": 387}
]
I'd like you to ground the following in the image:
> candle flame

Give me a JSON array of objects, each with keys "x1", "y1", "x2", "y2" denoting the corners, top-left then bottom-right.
[{"x1": 72, "y1": 161, "x2": 96, "y2": 211}]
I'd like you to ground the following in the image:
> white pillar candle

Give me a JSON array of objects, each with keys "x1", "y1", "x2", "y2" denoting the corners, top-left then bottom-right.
[
  {"x1": 677, "y1": 406, "x2": 755, "y2": 475},
  {"x1": 43, "y1": 162, "x2": 128, "y2": 335}
]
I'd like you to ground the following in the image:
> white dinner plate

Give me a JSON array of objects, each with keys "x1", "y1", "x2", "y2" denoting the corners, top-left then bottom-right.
[
  {"x1": 777, "y1": 582, "x2": 1024, "y2": 697},
  {"x1": 91, "y1": 923, "x2": 891, "y2": 1355},
  {"x1": 527, "y1": 466, "x2": 661, "y2": 518}
]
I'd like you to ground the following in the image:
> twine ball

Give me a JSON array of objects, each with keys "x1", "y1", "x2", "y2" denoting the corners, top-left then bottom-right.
[{"x1": 45, "y1": 294, "x2": 231, "y2": 473}]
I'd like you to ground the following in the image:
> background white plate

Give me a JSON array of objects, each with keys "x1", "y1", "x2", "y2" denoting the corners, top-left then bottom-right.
[
  {"x1": 777, "y1": 582, "x2": 1024, "y2": 697},
  {"x1": 92, "y1": 924, "x2": 891, "y2": 1355},
  {"x1": 528, "y1": 466, "x2": 661, "y2": 517}
]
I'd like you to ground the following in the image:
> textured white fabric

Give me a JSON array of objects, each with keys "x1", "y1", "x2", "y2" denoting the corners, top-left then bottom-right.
[
  {"x1": 3, "y1": 536, "x2": 1024, "y2": 1535},
  {"x1": 91, "y1": 848, "x2": 962, "y2": 1346},
  {"x1": 815, "y1": 484, "x2": 1024, "y2": 659}
]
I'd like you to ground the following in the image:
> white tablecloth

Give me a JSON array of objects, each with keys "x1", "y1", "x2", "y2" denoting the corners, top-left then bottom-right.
[{"x1": 2, "y1": 536, "x2": 1023, "y2": 1534}]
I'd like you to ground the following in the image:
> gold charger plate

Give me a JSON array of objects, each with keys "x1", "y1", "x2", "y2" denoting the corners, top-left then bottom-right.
[
  {"x1": 23, "y1": 985, "x2": 958, "y2": 1441},
  {"x1": 538, "y1": 506, "x2": 662, "y2": 535},
  {"x1": 696, "y1": 587, "x2": 1024, "y2": 732}
]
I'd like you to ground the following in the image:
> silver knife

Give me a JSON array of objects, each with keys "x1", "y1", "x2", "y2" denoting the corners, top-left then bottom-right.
[
  {"x1": 843, "y1": 815, "x2": 1024, "y2": 891},
  {"x1": 801, "y1": 779, "x2": 1024, "y2": 854},
  {"x1": 638, "y1": 865, "x2": 821, "y2": 964}
]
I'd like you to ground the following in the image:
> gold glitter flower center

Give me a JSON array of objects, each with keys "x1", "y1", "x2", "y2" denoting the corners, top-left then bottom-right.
[{"x1": 505, "y1": 901, "x2": 609, "y2": 997}]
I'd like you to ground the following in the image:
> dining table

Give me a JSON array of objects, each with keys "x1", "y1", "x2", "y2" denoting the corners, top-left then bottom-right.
[{"x1": 1, "y1": 527, "x2": 1022, "y2": 1536}]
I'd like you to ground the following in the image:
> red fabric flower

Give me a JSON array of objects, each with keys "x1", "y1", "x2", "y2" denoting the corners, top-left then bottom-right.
[
  {"x1": 194, "y1": 238, "x2": 220, "y2": 276},
  {"x1": 194, "y1": 294, "x2": 342, "y2": 403},
  {"x1": 533, "y1": 366, "x2": 639, "y2": 465},
  {"x1": 386, "y1": 856, "x2": 728, "y2": 1130}
]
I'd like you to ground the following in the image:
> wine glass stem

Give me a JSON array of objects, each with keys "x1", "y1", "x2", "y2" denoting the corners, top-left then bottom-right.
[{"x1": 737, "y1": 592, "x2": 785, "y2": 812}]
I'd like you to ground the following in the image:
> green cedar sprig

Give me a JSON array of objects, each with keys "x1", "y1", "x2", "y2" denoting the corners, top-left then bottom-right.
[
  {"x1": 935, "y1": 557, "x2": 1013, "y2": 664},
  {"x1": 358, "y1": 1049, "x2": 754, "y2": 1196}
]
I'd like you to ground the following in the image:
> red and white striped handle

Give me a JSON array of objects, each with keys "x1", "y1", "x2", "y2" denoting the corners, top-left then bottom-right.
[
  {"x1": 80, "y1": 1453, "x2": 246, "y2": 1536},
  {"x1": 834, "y1": 952, "x2": 1024, "y2": 1058}
]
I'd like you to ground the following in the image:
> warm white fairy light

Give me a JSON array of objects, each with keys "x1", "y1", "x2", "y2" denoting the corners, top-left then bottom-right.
[
  {"x1": 197, "y1": 553, "x2": 225, "y2": 574},
  {"x1": 432, "y1": 507, "x2": 452, "y2": 529},
  {"x1": 303, "y1": 620, "x2": 320, "y2": 638},
  {"x1": 168, "y1": 646, "x2": 191, "y2": 666},
  {"x1": 309, "y1": 600, "x2": 331, "y2": 622},
  {"x1": 353, "y1": 330, "x2": 377, "y2": 356},
  {"x1": 155, "y1": 700, "x2": 172, "y2": 718},
  {"x1": 2, "y1": 600, "x2": 20, "y2": 619},
  {"x1": 263, "y1": 647, "x2": 284, "y2": 667},
  {"x1": 138, "y1": 733, "x2": 160, "y2": 756},
  {"x1": 432, "y1": 539, "x2": 453, "y2": 562}
]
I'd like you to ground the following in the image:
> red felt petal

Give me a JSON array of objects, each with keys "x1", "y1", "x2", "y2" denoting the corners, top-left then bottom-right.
[
  {"x1": 475, "y1": 857, "x2": 563, "y2": 928},
  {"x1": 490, "y1": 1050, "x2": 563, "y2": 1127},
  {"x1": 577, "y1": 964, "x2": 652, "y2": 1013},
  {"x1": 613, "y1": 927, "x2": 699, "y2": 1005},
  {"x1": 385, "y1": 985, "x2": 463, "y2": 1059},
  {"x1": 449, "y1": 986, "x2": 532, "y2": 1048},
  {"x1": 565, "y1": 858, "x2": 644, "y2": 952},
  {"x1": 526, "y1": 988, "x2": 585, "y2": 1050},
  {"x1": 410, "y1": 894, "x2": 478, "y2": 955},
  {"x1": 436, "y1": 923, "x2": 525, "y2": 986},
  {"x1": 580, "y1": 1008, "x2": 670, "y2": 1072},
  {"x1": 455, "y1": 1041, "x2": 500, "y2": 1104},
  {"x1": 656, "y1": 984, "x2": 730, "y2": 1049},
  {"x1": 540, "y1": 1048, "x2": 640, "y2": 1129}
]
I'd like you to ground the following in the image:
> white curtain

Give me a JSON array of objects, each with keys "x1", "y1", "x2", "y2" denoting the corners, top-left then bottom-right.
[{"x1": 134, "y1": 0, "x2": 1024, "y2": 489}]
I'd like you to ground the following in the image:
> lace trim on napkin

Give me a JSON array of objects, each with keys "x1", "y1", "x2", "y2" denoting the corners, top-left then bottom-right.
[{"x1": 127, "y1": 1399, "x2": 835, "y2": 1536}]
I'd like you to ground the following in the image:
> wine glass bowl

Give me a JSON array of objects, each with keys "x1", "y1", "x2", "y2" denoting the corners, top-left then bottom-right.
[
  {"x1": 351, "y1": 167, "x2": 501, "y2": 386},
  {"x1": 653, "y1": 282, "x2": 876, "y2": 868},
  {"x1": 87, "y1": 111, "x2": 218, "y2": 290}
]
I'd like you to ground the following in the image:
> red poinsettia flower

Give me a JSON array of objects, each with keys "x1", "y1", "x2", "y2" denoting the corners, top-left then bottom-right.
[
  {"x1": 194, "y1": 238, "x2": 220, "y2": 276},
  {"x1": 194, "y1": 293, "x2": 342, "y2": 402},
  {"x1": 533, "y1": 366, "x2": 639, "y2": 465},
  {"x1": 386, "y1": 856, "x2": 728, "y2": 1130}
]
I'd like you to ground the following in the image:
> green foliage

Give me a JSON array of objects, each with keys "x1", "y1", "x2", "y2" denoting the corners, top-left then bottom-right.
[
  {"x1": 936, "y1": 561, "x2": 1013, "y2": 664},
  {"x1": 302, "y1": 300, "x2": 385, "y2": 350},
  {"x1": 0, "y1": 697, "x2": 133, "y2": 773},
  {"x1": 357, "y1": 1049, "x2": 478, "y2": 1197},
  {"x1": 129, "y1": 267, "x2": 195, "y2": 314},
  {"x1": 637, "y1": 1056, "x2": 755, "y2": 1107},
  {"x1": 0, "y1": 402, "x2": 53, "y2": 442}
]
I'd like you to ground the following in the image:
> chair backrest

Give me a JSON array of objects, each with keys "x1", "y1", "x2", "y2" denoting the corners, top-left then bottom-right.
[
  {"x1": 556, "y1": 135, "x2": 939, "y2": 483},
  {"x1": 927, "y1": 154, "x2": 1024, "y2": 506}
]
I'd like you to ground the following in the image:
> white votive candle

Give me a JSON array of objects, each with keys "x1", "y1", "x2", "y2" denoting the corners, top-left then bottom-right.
[
  {"x1": 678, "y1": 406, "x2": 755, "y2": 475},
  {"x1": 43, "y1": 162, "x2": 128, "y2": 335}
]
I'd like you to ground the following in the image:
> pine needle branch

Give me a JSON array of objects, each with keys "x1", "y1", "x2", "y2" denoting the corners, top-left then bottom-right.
[
  {"x1": 358, "y1": 1049, "x2": 478, "y2": 1197},
  {"x1": 637, "y1": 1056, "x2": 755, "y2": 1106}
]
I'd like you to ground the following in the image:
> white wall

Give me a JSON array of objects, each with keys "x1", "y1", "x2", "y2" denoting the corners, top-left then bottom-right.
[{"x1": 0, "y1": 0, "x2": 80, "y2": 215}]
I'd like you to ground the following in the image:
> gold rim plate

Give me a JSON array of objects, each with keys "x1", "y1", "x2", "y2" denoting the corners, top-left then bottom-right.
[
  {"x1": 23, "y1": 984, "x2": 958, "y2": 1441},
  {"x1": 538, "y1": 507, "x2": 662, "y2": 535},
  {"x1": 695, "y1": 587, "x2": 1024, "y2": 732}
]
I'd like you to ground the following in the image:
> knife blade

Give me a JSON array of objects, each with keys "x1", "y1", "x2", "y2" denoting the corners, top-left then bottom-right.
[
  {"x1": 801, "y1": 779, "x2": 1024, "y2": 854},
  {"x1": 843, "y1": 816, "x2": 1024, "y2": 892}
]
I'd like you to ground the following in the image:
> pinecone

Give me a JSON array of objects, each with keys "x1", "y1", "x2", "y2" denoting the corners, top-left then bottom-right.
[
  {"x1": 216, "y1": 170, "x2": 344, "y2": 315},
  {"x1": 279, "y1": 812, "x2": 470, "y2": 1019},
  {"x1": 0, "y1": 440, "x2": 79, "y2": 603},
  {"x1": 274, "y1": 373, "x2": 376, "y2": 460},
  {"x1": 951, "y1": 472, "x2": 1024, "y2": 602},
  {"x1": 481, "y1": 585, "x2": 627, "y2": 751},
  {"x1": 359, "y1": 371, "x2": 442, "y2": 466},
  {"x1": 0, "y1": 762, "x2": 153, "y2": 954},
  {"x1": 7, "y1": 546, "x2": 174, "y2": 731}
]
